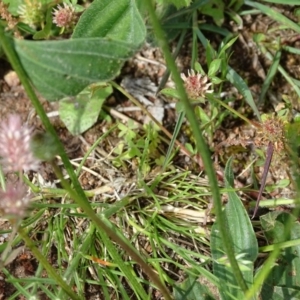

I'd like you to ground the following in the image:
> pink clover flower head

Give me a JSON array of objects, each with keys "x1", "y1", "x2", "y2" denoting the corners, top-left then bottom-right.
[
  {"x1": 52, "y1": 3, "x2": 76, "y2": 29},
  {"x1": 0, "y1": 182, "x2": 30, "y2": 218},
  {"x1": 181, "y1": 69, "x2": 213, "y2": 100},
  {"x1": 0, "y1": 114, "x2": 40, "y2": 172}
]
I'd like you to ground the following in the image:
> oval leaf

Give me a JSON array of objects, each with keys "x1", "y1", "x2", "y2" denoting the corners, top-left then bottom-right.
[
  {"x1": 72, "y1": 0, "x2": 146, "y2": 46},
  {"x1": 14, "y1": 38, "x2": 134, "y2": 101},
  {"x1": 211, "y1": 157, "x2": 258, "y2": 299},
  {"x1": 59, "y1": 84, "x2": 112, "y2": 135}
]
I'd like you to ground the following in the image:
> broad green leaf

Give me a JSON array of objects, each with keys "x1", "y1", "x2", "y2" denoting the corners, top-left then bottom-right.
[
  {"x1": 72, "y1": 0, "x2": 146, "y2": 47},
  {"x1": 59, "y1": 84, "x2": 112, "y2": 135},
  {"x1": 211, "y1": 221, "x2": 241, "y2": 300},
  {"x1": 14, "y1": 0, "x2": 146, "y2": 101},
  {"x1": 224, "y1": 158, "x2": 258, "y2": 264},
  {"x1": 173, "y1": 275, "x2": 216, "y2": 300},
  {"x1": 211, "y1": 157, "x2": 258, "y2": 299},
  {"x1": 14, "y1": 38, "x2": 134, "y2": 101},
  {"x1": 260, "y1": 212, "x2": 300, "y2": 299}
]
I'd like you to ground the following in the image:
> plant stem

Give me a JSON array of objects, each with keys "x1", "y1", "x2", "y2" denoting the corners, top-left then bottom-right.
[
  {"x1": 144, "y1": 0, "x2": 248, "y2": 293},
  {"x1": 17, "y1": 227, "x2": 81, "y2": 299},
  {"x1": 0, "y1": 25, "x2": 171, "y2": 300},
  {"x1": 252, "y1": 142, "x2": 274, "y2": 218}
]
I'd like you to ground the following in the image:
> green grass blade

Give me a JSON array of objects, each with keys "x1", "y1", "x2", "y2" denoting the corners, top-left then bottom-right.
[
  {"x1": 260, "y1": 0, "x2": 300, "y2": 4},
  {"x1": 2, "y1": 268, "x2": 33, "y2": 299},
  {"x1": 282, "y1": 45, "x2": 300, "y2": 55},
  {"x1": 145, "y1": 0, "x2": 248, "y2": 293},
  {"x1": 163, "y1": 111, "x2": 185, "y2": 170},
  {"x1": 258, "y1": 50, "x2": 281, "y2": 105},
  {"x1": 97, "y1": 218, "x2": 149, "y2": 300},
  {"x1": 256, "y1": 43, "x2": 300, "y2": 98},
  {"x1": 245, "y1": 1, "x2": 300, "y2": 33},
  {"x1": 226, "y1": 66, "x2": 261, "y2": 121},
  {"x1": 57, "y1": 225, "x2": 96, "y2": 299},
  {"x1": 157, "y1": 28, "x2": 188, "y2": 93}
]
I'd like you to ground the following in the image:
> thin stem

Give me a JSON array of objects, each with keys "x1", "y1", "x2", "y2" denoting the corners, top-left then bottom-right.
[
  {"x1": 17, "y1": 226, "x2": 81, "y2": 300},
  {"x1": 0, "y1": 26, "x2": 87, "y2": 205},
  {"x1": 0, "y1": 26, "x2": 171, "y2": 299},
  {"x1": 144, "y1": 0, "x2": 248, "y2": 293},
  {"x1": 252, "y1": 142, "x2": 274, "y2": 219},
  {"x1": 50, "y1": 161, "x2": 171, "y2": 300}
]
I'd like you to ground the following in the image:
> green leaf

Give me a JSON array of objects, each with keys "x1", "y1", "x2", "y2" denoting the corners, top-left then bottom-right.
[
  {"x1": 245, "y1": 1, "x2": 300, "y2": 33},
  {"x1": 72, "y1": 0, "x2": 146, "y2": 46},
  {"x1": 185, "y1": 143, "x2": 195, "y2": 155},
  {"x1": 260, "y1": 0, "x2": 300, "y2": 3},
  {"x1": 59, "y1": 84, "x2": 112, "y2": 135},
  {"x1": 226, "y1": 66, "x2": 261, "y2": 121},
  {"x1": 156, "y1": 0, "x2": 192, "y2": 9},
  {"x1": 211, "y1": 157, "x2": 258, "y2": 299},
  {"x1": 259, "y1": 50, "x2": 281, "y2": 105},
  {"x1": 14, "y1": 38, "x2": 134, "y2": 101},
  {"x1": 218, "y1": 35, "x2": 239, "y2": 58},
  {"x1": 173, "y1": 275, "x2": 216, "y2": 300},
  {"x1": 160, "y1": 87, "x2": 181, "y2": 100},
  {"x1": 200, "y1": 0, "x2": 225, "y2": 27},
  {"x1": 32, "y1": 7, "x2": 53, "y2": 40},
  {"x1": 208, "y1": 59, "x2": 222, "y2": 77},
  {"x1": 14, "y1": 0, "x2": 146, "y2": 101},
  {"x1": 260, "y1": 212, "x2": 300, "y2": 299},
  {"x1": 261, "y1": 285, "x2": 300, "y2": 300}
]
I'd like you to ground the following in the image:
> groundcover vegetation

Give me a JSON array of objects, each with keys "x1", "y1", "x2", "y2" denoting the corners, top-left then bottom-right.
[{"x1": 0, "y1": 0, "x2": 300, "y2": 299}]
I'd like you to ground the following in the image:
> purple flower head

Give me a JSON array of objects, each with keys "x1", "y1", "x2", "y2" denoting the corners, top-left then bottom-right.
[{"x1": 0, "y1": 114, "x2": 40, "y2": 172}]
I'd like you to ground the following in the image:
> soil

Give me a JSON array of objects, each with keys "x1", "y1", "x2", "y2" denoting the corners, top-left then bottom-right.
[{"x1": 0, "y1": 4, "x2": 299, "y2": 299}]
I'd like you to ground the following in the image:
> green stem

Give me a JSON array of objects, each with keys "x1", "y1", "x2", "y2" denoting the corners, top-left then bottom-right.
[
  {"x1": 0, "y1": 27, "x2": 87, "y2": 205},
  {"x1": 144, "y1": 0, "x2": 248, "y2": 293},
  {"x1": 17, "y1": 227, "x2": 81, "y2": 300},
  {"x1": 0, "y1": 26, "x2": 171, "y2": 300},
  {"x1": 209, "y1": 95, "x2": 253, "y2": 126},
  {"x1": 50, "y1": 163, "x2": 165, "y2": 300}
]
